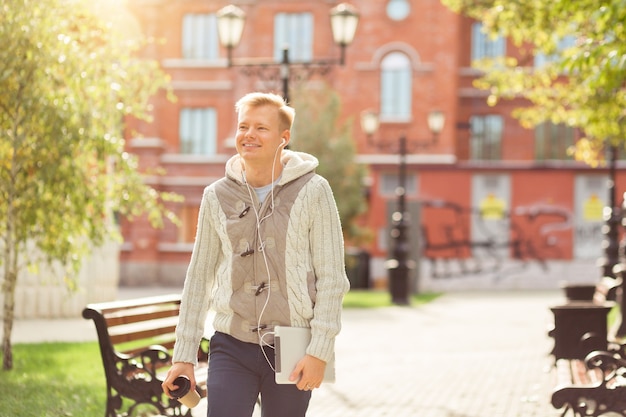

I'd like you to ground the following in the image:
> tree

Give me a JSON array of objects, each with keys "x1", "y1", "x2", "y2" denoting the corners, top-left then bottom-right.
[
  {"x1": 441, "y1": 0, "x2": 626, "y2": 165},
  {"x1": 290, "y1": 84, "x2": 371, "y2": 246},
  {"x1": 0, "y1": 0, "x2": 179, "y2": 370}
]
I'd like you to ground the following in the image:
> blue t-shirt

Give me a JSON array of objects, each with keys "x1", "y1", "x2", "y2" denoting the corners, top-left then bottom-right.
[{"x1": 254, "y1": 175, "x2": 282, "y2": 204}]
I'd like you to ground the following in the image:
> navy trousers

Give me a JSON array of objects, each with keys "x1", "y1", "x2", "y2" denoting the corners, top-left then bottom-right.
[{"x1": 206, "y1": 332, "x2": 312, "y2": 417}]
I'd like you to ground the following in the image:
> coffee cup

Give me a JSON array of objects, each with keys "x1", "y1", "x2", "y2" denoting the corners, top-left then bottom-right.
[{"x1": 170, "y1": 375, "x2": 201, "y2": 408}]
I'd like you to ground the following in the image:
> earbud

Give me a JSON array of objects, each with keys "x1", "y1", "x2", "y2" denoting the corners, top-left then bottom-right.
[{"x1": 280, "y1": 138, "x2": 286, "y2": 146}]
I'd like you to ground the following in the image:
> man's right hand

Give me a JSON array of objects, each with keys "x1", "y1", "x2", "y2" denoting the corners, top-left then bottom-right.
[{"x1": 161, "y1": 362, "x2": 196, "y2": 397}]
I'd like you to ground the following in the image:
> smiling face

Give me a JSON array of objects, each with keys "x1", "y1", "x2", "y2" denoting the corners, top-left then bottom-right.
[{"x1": 236, "y1": 104, "x2": 290, "y2": 168}]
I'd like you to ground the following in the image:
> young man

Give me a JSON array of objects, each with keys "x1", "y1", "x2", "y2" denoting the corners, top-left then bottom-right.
[{"x1": 162, "y1": 92, "x2": 350, "y2": 417}]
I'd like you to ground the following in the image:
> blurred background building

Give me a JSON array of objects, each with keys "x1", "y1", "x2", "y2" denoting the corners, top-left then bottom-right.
[{"x1": 119, "y1": 0, "x2": 624, "y2": 291}]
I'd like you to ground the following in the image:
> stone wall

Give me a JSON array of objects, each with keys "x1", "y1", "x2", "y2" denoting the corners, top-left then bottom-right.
[{"x1": 0, "y1": 240, "x2": 120, "y2": 319}]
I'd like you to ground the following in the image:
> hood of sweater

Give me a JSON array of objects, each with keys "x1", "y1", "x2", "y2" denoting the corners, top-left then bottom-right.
[{"x1": 225, "y1": 149, "x2": 319, "y2": 186}]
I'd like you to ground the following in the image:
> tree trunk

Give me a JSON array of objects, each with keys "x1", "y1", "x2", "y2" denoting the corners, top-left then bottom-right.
[
  {"x1": 2, "y1": 243, "x2": 17, "y2": 370},
  {"x1": 2, "y1": 195, "x2": 18, "y2": 371}
]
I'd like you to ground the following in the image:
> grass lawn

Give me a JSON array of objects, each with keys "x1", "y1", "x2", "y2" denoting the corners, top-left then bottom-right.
[
  {"x1": 1, "y1": 342, "x2": 106, "y2": 417},
  {"x1": 1, "y1": 290, "x2": 441, "y2": 416},
  {"x1": 343, "y1": 289, "x2": 442, "y2": 308}
]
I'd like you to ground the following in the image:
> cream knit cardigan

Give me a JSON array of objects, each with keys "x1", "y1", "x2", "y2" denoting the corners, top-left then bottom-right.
[{"x1": 173, "y1": 150, "x2": 350, "y2": 365}]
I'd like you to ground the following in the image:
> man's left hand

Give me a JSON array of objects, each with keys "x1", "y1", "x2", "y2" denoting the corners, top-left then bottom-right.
[{"x1": 289, "y1": 354, "x2": 326, "y2": 391}]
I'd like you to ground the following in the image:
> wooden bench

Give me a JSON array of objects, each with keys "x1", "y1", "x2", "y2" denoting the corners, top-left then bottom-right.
[
  {"x1": 82, "y1": 294, "x2": 209, "y2": 417},
  {"x1": 552, "y1": 348, "x2": 626, "y2": 416},
  {"x1": 548, "y1": 277, "x2": 625, "y2": 416}
]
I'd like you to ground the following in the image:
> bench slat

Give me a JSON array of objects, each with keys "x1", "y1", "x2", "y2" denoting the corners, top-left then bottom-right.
[
  {"x1": 105, "y1": 307, "x2": 180, "y2": 327},
  {"x1": 88, "y1": 294, "x2": 182, "y2": 314},
  {"x1": 110, "y1": 324, "x2": 177, "y2": 345}
]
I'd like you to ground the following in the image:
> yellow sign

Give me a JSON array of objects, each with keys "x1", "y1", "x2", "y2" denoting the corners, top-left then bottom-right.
[
  {"x1": 583, "y1": 194, "x2": 604, "y2": 221},
  {"x1": 480, "y1": 193, "x2": 506, "y2": 220}
]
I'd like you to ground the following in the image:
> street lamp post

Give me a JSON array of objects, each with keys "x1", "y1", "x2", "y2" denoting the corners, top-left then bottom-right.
[
  {"x1": 360, "y1": 111, "x2": 445, "y2": 305},
  {"x1": 601, "y1": 144, "x2": 620, "y2": 280},
  {"x1": 216, "y1": 3, "x2": 359, "y2": 104}
]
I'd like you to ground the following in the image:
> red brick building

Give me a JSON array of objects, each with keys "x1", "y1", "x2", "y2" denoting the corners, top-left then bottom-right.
[{"x1": 120, "y1": 0, "x2": 623, "y2": 289}]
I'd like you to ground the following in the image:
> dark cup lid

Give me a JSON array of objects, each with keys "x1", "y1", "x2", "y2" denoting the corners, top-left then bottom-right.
[{"x1": 170, "y1": 376, "x2": 191, "y2": 398}]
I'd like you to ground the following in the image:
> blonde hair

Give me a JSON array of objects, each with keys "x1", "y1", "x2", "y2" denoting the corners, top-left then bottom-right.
[{"x1": 235, "y1": 92, "x2": 295, "y2": 132}]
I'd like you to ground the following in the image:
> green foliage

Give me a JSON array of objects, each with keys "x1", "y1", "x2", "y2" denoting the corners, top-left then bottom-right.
[
  {"x1": 1, "y1": 0, "x2": 177, "y2": 259},
  {"x1": 441, "y1": 0, "x2": 626, "y2": 165},
  {"x1": 0, "y1": 0, "x2": 180, "y2": 369},
  {"x1": 290, "y1": 84, "x2": 371, "y2": 245}
]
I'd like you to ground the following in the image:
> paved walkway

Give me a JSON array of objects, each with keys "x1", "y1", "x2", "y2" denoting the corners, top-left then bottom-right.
[
  {"x1": 311, "y1": 291, "x2": 563, "y2": 417},
  {"x1": 11, "y1": 289, "x2": 565, "y2": 417}
]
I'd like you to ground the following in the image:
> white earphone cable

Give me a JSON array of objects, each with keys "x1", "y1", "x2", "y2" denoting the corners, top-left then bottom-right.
[{"x1": 242, "y1": 141, "x2": 284, "y2": 370}]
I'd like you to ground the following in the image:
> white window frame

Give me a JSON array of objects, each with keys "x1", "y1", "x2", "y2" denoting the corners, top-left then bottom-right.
[
  {"x1": 534, "y1": 35, "x2": 577, "y2": 68},
  {"x1": 379, "y1": 172, "x2": 417, "y2": 197},
  {"x1": 535, "y1": 122, "x2": 576, "y2": 160},
  {"x1": 182, "y1": 13, "x2": 219, "y2": 60},
  {"x1": 471, "y1": 22, "x2": 506, "y2": 62},
  {"x1": 470, "y1": 115, "x2": 503, "y2": 161},
  {"x1": 179, "y1": 108, "x2": 217, "y2": 155},
  {"x1": 274, "y1": 13, "x2": 313, "y2": 62}
]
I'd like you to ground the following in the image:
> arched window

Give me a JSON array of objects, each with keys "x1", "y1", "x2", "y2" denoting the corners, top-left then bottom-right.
[{"x1": 380, "y1": 52, "x2": 412, "y2": 119}]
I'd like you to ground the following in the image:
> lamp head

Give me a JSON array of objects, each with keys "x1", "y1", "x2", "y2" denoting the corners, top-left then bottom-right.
[
  {"x1": 217, "y1": 5, "x2": 246, "y2": 52},
  {"x1": 427, "y1": 110, "x2": 445, "y2": 135},
  {"x1": 360, "y1": 110, "x2": 379, "y2": 137},
  {"x1": 330, "y1": 3, "x2": 360, "y2": 47}
]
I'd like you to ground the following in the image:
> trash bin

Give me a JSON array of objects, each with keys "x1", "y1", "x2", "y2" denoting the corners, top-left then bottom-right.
[
  {"x1": 345, "y1": 249, "x2": 370, "y2": 289},
  {"x1": 549, "y1": 303, "x2": 613, "y2": 360},
  {"x1": 560, "y1": 282, "x2": 596, "y2": 302}
]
